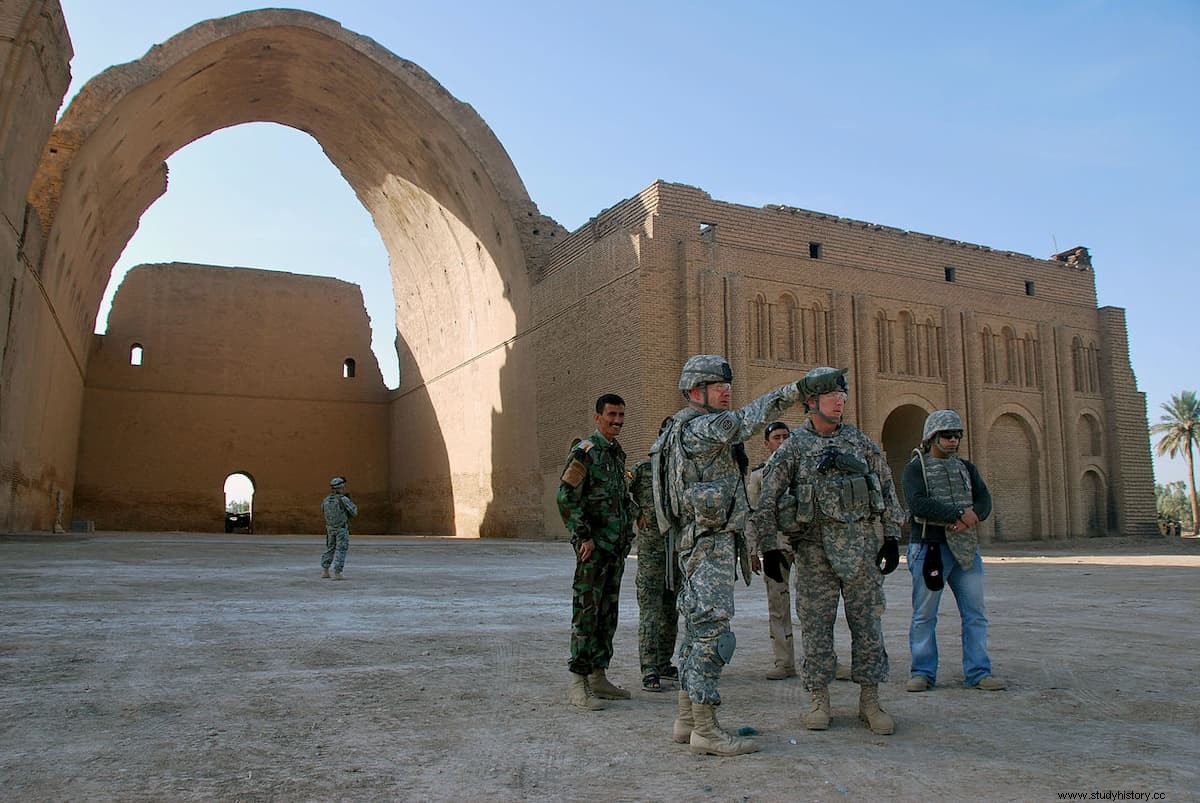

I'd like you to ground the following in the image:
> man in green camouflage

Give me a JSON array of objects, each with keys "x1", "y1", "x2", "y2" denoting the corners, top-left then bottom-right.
[
  {"x1": 652, "y1": 355, "x2": 828, "y2": 757},
  {"x1": 750, "y1": 367, "x2": 906, "y2": 736},
  {"x1": 628, "y1": 418, "x2": 679, "y2": 693},
  {"x1": 558, "y1": 393, "x2": 637, "y2": 711}
]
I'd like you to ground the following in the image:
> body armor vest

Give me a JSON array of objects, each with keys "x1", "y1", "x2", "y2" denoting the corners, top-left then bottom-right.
[{"x1": 913, "y1": 452, "x2": 978, "y2": 569}]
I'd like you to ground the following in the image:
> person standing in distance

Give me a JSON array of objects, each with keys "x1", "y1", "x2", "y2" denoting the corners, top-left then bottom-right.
[
  {"x1": 751, "y1": 367, "x2": 905, "y2": 736},
  {"x1": 558, "y1": 393, "x2": 638, "y2": 711},
  {"x1": 904, "y1": 409, "x2": 1007, "y2": 692},
  {"x1": 652, "y1": 355, "x2": 812, "y2": 756},
  {"x1": 321, "y1": 477, "x2": 358, "y2": 580}
]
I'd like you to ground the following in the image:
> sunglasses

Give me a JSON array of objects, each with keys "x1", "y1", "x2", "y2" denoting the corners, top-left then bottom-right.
[{"x1": 938, "y1": 431, "x2": 963, "y2": 440}]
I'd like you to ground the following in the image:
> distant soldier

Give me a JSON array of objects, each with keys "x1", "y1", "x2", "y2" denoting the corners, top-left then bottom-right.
[
  {"x1": 558, "y1": 393, "x2": 638, "y2": 711},
  {"x1": 321, "y1": 477, "x2": 358, "y2": 580},
  {"x1": 751, "y1": 367, "x2": 905, "y2": 736},
  {"x1": 652, "y1": 355, "x2": 812, "y2": 757},
  {"x1": 904, "y1": 409, "x2": 1007, "y2": 692},
  {"x1": 628, "y1": 418, "x2": 679, "y2": 693}
]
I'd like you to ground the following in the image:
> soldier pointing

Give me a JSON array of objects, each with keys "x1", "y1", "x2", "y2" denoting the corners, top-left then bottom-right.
[{"x1": 653, "y1": 355, "x2": 830, "y2": 756}]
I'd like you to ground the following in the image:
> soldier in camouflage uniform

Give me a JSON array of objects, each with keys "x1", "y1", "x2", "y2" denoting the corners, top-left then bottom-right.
[
  {"x1": 628, "y1": 418, "x2": 680, "y2": 693},
  {"x1": 652, "y1": 355, "x2": 826, "y2": 757},
  {"x1": 750, "y1": 367, "x2": 905, "y2": 736},
  {"x1": 903, "y1": 409, "x2": 1006, "y2": 692},
  {"x1": 558, "y1": 393, "x2": 638, "y2": 711},
  {"x1": 321, "y1": 476, "x2": 358, "y2": 580}
]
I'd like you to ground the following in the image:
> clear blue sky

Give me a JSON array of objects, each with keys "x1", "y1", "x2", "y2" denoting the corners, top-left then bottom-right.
[{"x1": 58, "y1": 1, "x2": 1198, "y2": 486}]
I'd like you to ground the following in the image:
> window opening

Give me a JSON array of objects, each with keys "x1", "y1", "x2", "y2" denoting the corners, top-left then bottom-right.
[
  {"x1": 130, "y1": 343, "x2": 143, "y2": 366},
  {"x1": 945, "y1": 267, "x2": 956, "y2": 282},
  {"x1": 809, "y1": 242, "x2": 822, "y2": 259},
  {"x1": 343, "y1": 358, "x2": 356, "y2": 379}
]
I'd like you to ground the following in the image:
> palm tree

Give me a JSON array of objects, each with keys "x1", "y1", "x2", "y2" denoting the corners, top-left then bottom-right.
[{"x1": 1150, "y1": 391, "x2": 1200, "y2": 536}]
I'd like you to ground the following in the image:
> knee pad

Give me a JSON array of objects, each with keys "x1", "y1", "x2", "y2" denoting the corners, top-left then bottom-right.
[{"x1": 716, "y1": 630, "x2": 736, "y2": 665}]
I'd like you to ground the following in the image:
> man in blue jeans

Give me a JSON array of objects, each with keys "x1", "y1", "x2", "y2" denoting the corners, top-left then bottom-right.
[{"x1": 901, "y1": 410, "x2": 1006, "y2": 692}]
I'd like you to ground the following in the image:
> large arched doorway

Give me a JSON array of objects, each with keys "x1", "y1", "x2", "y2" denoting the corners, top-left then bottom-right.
[
  {"x1": 26, "y1": 10, "x2": 563, "y2": 536},
  {"x1": 880, "y1": 403, "x2": 928, "y2": 513}
]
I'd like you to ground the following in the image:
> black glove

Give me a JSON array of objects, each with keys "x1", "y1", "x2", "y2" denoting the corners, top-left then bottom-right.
[
  {"x1": 876, "y1": 538, "x2": 899, "y2": 574},
  {"x1": 762, "y1": 549, "x2": 791, "y2": 583},
  {"x1": 816, "y1": 448, "x2": 838, "y2": 473}
]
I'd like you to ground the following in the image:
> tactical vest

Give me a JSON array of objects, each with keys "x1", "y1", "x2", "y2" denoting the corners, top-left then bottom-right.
[
  {"x1": 912, "y1": 452, "x2": 978, "y2": 569},
  {"x1": 651, "y1": 407, "x2": 746, "y2": 552}
]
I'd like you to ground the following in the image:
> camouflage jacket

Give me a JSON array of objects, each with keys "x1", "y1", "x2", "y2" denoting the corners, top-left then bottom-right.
[
  {"x1": 557, "y1": 430, "x2": 636, "y2": 555},
  {"x1": 322, "y1": 492, "x2": 358, "y2": 532},
  {"x1": 627, "y1": 458, "x2": 657, "y2": 530},
  {"x1": 652, "y1": 381, "x2": 802, "y2": 554},
  {"x1": 750, "y1": 419, "x2": 904, "y2": 576}
]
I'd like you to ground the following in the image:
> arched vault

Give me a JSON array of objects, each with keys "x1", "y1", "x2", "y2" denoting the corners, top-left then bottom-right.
[{"x1": 29, "y1": 9, "x2": 564, "y2": 536}]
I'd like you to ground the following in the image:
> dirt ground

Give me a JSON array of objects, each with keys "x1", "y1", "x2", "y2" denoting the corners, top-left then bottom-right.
[{"x1": 0, "y1": 532, "x2": 1196, "y2": 802}]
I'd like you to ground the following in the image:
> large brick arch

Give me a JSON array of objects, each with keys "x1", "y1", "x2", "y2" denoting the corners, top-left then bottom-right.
[{"x1": 23, "y1": 10, "x2": 563, "y2": 536}]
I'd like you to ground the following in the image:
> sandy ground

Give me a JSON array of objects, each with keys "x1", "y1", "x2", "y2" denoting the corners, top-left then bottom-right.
[{"x1": 0, "y1": 532, "x2": 1197, "y2": 802}]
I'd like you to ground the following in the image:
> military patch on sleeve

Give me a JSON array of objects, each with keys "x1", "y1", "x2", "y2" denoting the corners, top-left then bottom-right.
[
  {"x1": 713, "y1": 411, "x2": 737, "y2": 438},
  {"x1": 562, "y1": 459, "x2": 587, "y2": 488}
]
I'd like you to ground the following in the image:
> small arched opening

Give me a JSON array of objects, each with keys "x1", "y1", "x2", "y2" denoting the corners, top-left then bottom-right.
[{"x1": 224, "y1": 471, "x2": 256, "y2": 533}]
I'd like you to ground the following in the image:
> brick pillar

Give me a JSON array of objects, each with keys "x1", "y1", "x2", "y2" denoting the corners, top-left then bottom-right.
[
  {"x1": 960, "y1": 310, "x2": 991, "y2": 543},
  {"x1": 1097, "y1": 307, "x2": 1157, "y2": 535},
  {"x1": 943, "y1": 305, "x2": 966, "y2": 414},
  {"x1": 1040, "y1": 321, "x2": 1069, "y2": 538},
  {"x1": 848, "y1": 293, "x2": 872, "y2": 435},
  {"x1": 1053, "y1": 324, "x2": 1082, "y2": 536}
]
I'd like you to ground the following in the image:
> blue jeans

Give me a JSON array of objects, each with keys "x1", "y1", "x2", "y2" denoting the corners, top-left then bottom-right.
[{"x1": 907, "y1": 542, "x2": 992, "y2": 686}]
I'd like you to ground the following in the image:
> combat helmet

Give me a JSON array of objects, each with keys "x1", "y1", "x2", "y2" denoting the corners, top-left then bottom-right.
[
  {"x1": 330, "y1": 476, "x2": 347, "y2": 489},
  {"x1": 922, "y1": 409, "x2": 963, "y2": 445},
  {"x1": 678, "y1": 354, "x2": 733, "y2": 394},
  {"x1": 804, "y1": 366, "x2": 848, "y2": 394}
]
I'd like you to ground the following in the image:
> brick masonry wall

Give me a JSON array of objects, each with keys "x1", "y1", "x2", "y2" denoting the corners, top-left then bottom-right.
[{"x1": 534, "y1": 181, "x2": 1156, "y2": 539}]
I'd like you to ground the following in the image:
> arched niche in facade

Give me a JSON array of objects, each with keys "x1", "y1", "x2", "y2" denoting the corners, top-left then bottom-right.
[
  {"x1": 27, "y1": 9, "x2": 560, "y2": 536},
  {"x1": 985, "y1": 407, "x2": 1044, "y2": 541}
]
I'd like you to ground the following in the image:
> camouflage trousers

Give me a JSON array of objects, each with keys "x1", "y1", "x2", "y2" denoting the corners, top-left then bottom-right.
[
  {"x1": 636, "y1": 526, "x2": 679, "y2": 674},
  {"x1": 765, "y1": 555, "x2": 795, "y2": 669},
  {"x1": 568, "y1": 546, "x2": 626, "y2": 675},
  {"x1": 793, "y1": 531, "x2": 888, "y2": 689},
  {"x1": 321, "y1": 528, "x2": 350, "y2": 572},
  {"x1": 676, "y1": 531, "x2": 737, "y2": 705}
]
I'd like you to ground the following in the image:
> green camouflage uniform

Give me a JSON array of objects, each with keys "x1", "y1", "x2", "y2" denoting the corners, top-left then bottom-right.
[
  {"x1": 751, "y1": 419, "x2": 904, "y2": 690},
  {"x1": 628, "y1": 458, "x2": 679, "y2": 676},
  {"x1": 320, "y1": 492, "x2": 358, "y2": 572},
  {"x1": 557, "y1": 431, "x2": 636, "y2": 676},
  {"x1": 653, "y1": 383, "x2": 803, "y2": 705}
]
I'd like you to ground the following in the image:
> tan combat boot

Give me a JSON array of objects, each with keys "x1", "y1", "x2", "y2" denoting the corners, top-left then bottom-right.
[
  {"x1": 765, "y1": 663, "x2": 796, "y2": 680},
  {"x1": 803, "y1": 686, "x2": 831, "y2": 730},
  {"x1": 321, "y1": 567, "x2": 330, "y2": 579},
  {"x1": 568, "y1": 673, "x2": 605, "y2": 711},
  {"x1": 673, "y1": 690, "x2": 694, "y2": 743},
  {"x1": 333, "y1": 570, "x2": 344, "y2": 581},
  {"x1": 858, "y1": 683, "x2": 894, "y2": 735},
  {"x1": 588, "y1": 669, "x2": 631, "y2": 699},
  {"x1": 689, "y1": 703, "x2": 759, "y2": 756}
]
